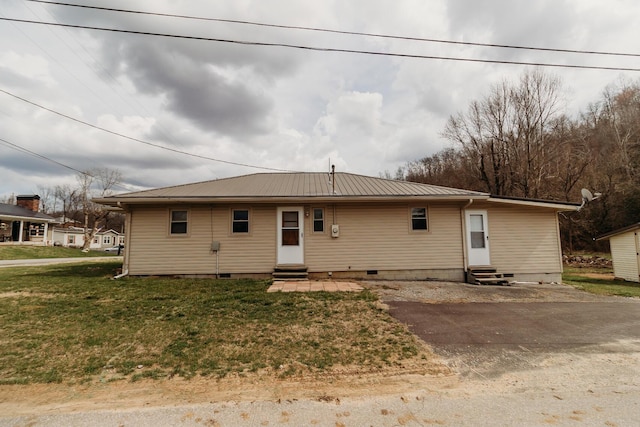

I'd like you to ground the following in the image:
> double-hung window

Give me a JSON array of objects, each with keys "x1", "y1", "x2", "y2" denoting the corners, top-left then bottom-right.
[
  {"x1": 170, "y1": 210, "x2": 188, "y2": 234},
  {"x1": 232, "y1": 209, "x2": 249, "y2": 233},
  {"x1": 313, "y1": 208, "x2": 324, "y2": 232},
  {"x1": 411, "y1": 207, "x2": 428, "y2": 231}
]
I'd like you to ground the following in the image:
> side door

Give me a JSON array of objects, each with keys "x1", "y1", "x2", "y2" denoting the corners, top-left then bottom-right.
[{"x1": 465, "y1": 210, "x2": 491, "y2": 266}]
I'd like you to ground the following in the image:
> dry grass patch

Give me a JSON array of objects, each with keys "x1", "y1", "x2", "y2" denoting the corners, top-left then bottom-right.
[
  {"x1": 0, "y1": 262, "x2": 437, "y2": 385},
  {"x1": 563, "y1": 267, "x2": 640, "y2": 298}
]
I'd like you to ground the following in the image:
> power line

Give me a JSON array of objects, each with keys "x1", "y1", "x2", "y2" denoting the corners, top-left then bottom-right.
[
  {"x1": 0, "y1": 136, "x2": 88, "y2": 175},
  {"x1": 28, "y1": 0, "x2": 640, "y2": 58},
  {"x1": 24, "y1": 0, "x2": 196, "y2": 165},
  {"x1": 0, "y1": 136, "x2": 142, "y2": 192},
  {"x1": 0, "y1": 88, "x2": 295, "y2": 172},
  {"x1": 2, "y1": 16, "x2": 639, "y2": 72}
]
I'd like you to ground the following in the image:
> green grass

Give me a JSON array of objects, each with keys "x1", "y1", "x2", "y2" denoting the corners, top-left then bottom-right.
[
  {"x1": 563, "y1": 267, "x2": 640, "y2": 298},
  {"x1": 0, "y1": 246, "x2": 117, "y2": 260},
  {"x1": 0, "y1": 262, "x2": 430, "y2": 385}
]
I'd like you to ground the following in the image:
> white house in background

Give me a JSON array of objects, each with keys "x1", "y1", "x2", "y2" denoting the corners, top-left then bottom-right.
[
  {"x1": 0, "y1": 195, "x2": 57, "y2": 245},
  {"x1": 597, "y1": 223, "x2": 640, "y2": 283},
  {"x1": 52, "y1": 227, "x2": 124, "y2": 250}
]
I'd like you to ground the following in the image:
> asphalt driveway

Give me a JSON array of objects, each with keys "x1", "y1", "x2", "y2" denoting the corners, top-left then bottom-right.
[{"x1": 374, "y1": 281, "x2": 640, "y2": 378}]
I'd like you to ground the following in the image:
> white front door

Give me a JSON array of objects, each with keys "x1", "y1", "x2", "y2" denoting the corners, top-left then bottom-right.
[
  {"x1": 277, "y1": 207, "x2": 304, "y2": 265},
  {"x1": 465, "y1": 210, "x2": 491, "y2": 266}
]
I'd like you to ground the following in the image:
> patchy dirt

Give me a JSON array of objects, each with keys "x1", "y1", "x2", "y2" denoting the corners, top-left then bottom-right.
[
  {"x1": 0, "y1": 364, "x2": 456, "y2": 417},
  {"x1": 579, "y1": 272, "x2": 616, "y2": 280},
  {"x1": 0, "y1": 291, "x2": 59, "y2": 299}
]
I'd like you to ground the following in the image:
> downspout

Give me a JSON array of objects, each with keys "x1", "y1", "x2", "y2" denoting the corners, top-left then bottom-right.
[
  {"x1": 461, "y1": 199, "x2": 474, "y2": 273},
  {"x1": 113, "y1": 202, "x2": 130, "y2": 279}
]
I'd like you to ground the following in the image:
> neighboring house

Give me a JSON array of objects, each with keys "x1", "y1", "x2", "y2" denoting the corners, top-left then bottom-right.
[
  {"x1": 596, "y1": 223, "x2": 640, "y2": 283},
  {"x1": 0, "y1": 195, "x2": 57, "y2": 246},
  {"x1": 52, "y1": 227, "x2": 124, "y2": 250},
  {"x1": 94, "y1": 172, "x2": 578, "y2": 283}
]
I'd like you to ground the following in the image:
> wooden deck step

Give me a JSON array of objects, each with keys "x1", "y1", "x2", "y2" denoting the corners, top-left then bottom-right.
[{"x1": 466, "y1": 266, "x2": 513, "y2": 286}]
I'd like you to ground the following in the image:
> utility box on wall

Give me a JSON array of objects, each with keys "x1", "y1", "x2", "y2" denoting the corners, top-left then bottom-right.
[{"x1": 331, "y1": 224, "x2": 340, "y2": 238}]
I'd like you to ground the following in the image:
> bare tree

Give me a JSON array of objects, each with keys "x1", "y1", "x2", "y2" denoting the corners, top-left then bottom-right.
[
  {"x1": 442, "y1": 69, "x2": 564, "y2": 198},
  {"x1": 54, "y1": 184, "x2": 81, "y2": 224},
  {"x1": 36, "y1": 185, "x2": 55, "y2": 214},
  {"x1": 77, "y1": 168, "x2": 122, "y2": 251},
  {"x1": 0, "y1": 193, "x2": 16, "y2": 205}
]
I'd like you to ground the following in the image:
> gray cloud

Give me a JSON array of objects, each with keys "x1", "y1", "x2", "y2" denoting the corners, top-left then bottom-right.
[{"x1": 116, "y1": 41, "x2": 273, "y2": 136}]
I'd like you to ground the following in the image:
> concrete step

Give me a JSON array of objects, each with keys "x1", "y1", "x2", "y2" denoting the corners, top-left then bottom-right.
[{"x1": 273, "y1": 265, "x2": 308, "y2": 280}]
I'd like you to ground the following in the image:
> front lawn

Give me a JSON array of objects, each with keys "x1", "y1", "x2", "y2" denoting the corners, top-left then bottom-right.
[
  {"x1": 0, "y1": 262, "x2": 433, "y2": 385},
  {"x1": 563, "y1": 267, "x2": 640, "y2": 298},
  {"x1": 0, "y1": 246, "x2": 116, "y2": 260}
]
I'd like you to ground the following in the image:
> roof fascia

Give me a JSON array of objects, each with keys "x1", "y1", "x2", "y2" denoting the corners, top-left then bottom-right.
[
  {"x1": 0, "y1": 214, "x2": 57, "y2": 223},
  {"x1": 595, "y1": 222, "x2": 640, "y2": 241},
  {"x1": 486, "y1": 197, "x2": 579, "y2": 211},
  {"x1": 95, "y1": 194, "x2": 490, "y2": 206}
]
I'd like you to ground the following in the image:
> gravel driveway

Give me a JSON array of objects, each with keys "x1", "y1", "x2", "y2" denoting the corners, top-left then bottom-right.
[{"x1": 361, "y1": 279, "x2": 627, "y2": 304}]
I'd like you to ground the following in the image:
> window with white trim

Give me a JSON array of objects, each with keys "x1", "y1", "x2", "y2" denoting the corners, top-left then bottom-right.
[
  {"x1": 232, "y1": 209, "x2": 249, "y2": 233},
  {"x1": 170, "y1": 210, "x2": 188, "y2": 234},
  {"x1": 411, "y1": 207, "x2": 428, "y2": 231}
]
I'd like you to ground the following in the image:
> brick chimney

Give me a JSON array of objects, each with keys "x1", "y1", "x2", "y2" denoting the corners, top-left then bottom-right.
[{"x1": 16, "y1": 195, "x2": 41, "y2": 212}]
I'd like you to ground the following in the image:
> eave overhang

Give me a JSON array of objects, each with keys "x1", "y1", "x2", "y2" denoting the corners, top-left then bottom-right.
[
  {"x1": 487, "y1": 196, "x2": 580, "y2": 211},
  {"x1": 595, "y1": 222, "x2": 640, "y2": 241},
  {"x1": 94, "y1": 194, "x2": 491, "y2": 207},
  {"x1": 0, "y1": 214, "x2": 58, "y2": 223}
]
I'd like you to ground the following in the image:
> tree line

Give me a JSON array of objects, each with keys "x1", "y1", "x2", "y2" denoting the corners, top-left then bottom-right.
[{"x1": 394, "y1": 70, "x2": 639, "y2": 252}]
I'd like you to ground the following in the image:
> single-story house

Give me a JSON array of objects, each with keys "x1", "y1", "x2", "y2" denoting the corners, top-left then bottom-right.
[
  {"x1": 52, "y1": 227, "x2": 124, "y2": 250},
  {"x1": 596, "y1": 223, "x2": 640, "y2": 283},
  {"x1": 0, "y1": 195, "x2": 57, "y2": 245},
  {"x1": 94, "y1": 172, "x2": 578, "y2": 283}
]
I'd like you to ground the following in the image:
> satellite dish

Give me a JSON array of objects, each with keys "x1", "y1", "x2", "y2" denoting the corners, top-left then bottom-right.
[
  {"x1": 577, "y1": 188, "x2": 601, "y2": 211},
  {"x1": 581, "y1": 188, "x2": 594, "y2": 202}
]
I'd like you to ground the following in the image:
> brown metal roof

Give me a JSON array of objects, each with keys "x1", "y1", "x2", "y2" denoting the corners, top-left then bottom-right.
[{"x1": 95, "y1": 172, "x2": 487, "y2": 205}]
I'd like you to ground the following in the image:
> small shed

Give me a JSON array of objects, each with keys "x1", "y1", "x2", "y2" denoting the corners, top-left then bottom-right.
[{"x1": 597, "y1": 223, "x2": 640, "y2": 283}]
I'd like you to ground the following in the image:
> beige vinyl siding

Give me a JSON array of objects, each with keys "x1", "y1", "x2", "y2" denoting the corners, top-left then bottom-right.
[
  {"x1": 305, "y1": 203, "x2": 463, "y2": 272},
  {"x1": 609, "y1": 232, "x2": 640, "y2": 282},
  {"x1": 127, "y1": 205, "x2": 276, "y2": 275},
  {"x1": 484, "y1": 205, "x2": 562, "y2": 274}
]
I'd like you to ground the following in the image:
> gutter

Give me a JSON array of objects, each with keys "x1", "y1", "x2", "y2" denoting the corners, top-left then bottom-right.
[{"x1": 94, "y1": 194, "x2": 491, "y2": 206}]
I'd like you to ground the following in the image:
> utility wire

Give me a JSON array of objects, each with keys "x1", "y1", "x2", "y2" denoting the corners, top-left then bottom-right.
[
  {"x1": 28, "y1": 0, "x2": 640, "y2": 58},
  {"x1": 0, "y1": 136, "x2": 89, "y2": 175},
  {"x1": 0, "y1": 137, "x2": 142, "y2": 192},
  {"x1": 0, "y1": 88, "x2": 294, "y2": 172},
  {"x1": 25, "y1": 0, "x2": 194, "y2": 165},
  {"x1": 2, "y1": 16, "x2": 639, "y2": 72}
]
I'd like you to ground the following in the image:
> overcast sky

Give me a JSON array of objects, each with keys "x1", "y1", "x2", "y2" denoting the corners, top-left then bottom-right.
[{"x1": 1, "y1": 0, "x2": 639, "y2": 198}]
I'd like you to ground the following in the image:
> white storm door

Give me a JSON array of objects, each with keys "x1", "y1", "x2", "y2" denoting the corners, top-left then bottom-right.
[
  {"x1": 277, "y1": 207, "x2": 304, "y2": 265},
  {"x1": 465, "y1": 210, "x2": 491, "y2": 266}
]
